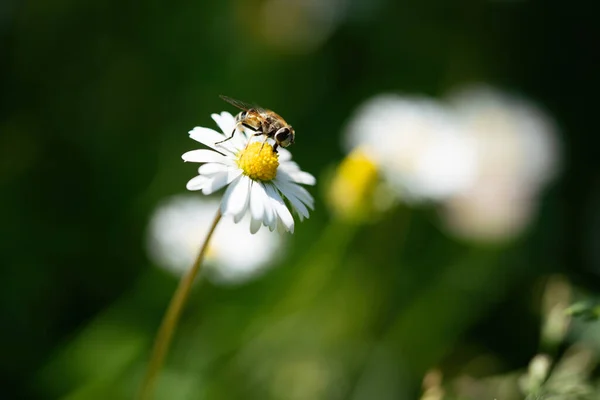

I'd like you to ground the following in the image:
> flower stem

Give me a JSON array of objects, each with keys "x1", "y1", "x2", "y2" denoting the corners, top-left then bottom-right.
[{"x1": 138, "y1": 209, "x2": 222, "y2": 400}]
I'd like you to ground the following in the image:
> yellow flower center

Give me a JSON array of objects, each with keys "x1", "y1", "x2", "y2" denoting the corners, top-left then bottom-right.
[
  {"x1": 236, "y1": 142, "x2": 279, "y2": 181},
  {"x1": 327, "y1": 147, "x2": 379, "y2": 221}
]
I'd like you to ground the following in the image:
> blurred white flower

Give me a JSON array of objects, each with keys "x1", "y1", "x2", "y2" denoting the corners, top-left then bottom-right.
[
  {"x1": 442, "y1": 86, "x2": 561, "y2": 242},
  {"x1": 182, "y1": 111, "x2": 316, "y2": 234},
  {"x1": 449, "y1": 86, "x2": 560, "y2": 189},
  {"x1": 342, "y1": 86, "x2": 561, "y2": 242},
  {"x1": 344, "y1": 94, "x2": 477, "y2": 202},
  {"x1": 147, "y1": 195, "x2": 283, "y2": 285}
]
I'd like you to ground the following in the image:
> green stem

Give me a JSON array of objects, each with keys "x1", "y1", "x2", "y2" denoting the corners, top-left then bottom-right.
[{"x1": 138, "y1": 209, "x2": 222, "y2": 399}]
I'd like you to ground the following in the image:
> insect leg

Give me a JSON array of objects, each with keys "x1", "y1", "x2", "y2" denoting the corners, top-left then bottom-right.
[
  {"x1": 216, "y1": 121, "x2": 259, "y2": 144},
  {"x1": 251, "y1": 131, "x2": 278, "y2": 153},
  {"x1": 215, "y1": 125, "x2": 239, "y2": 145},
  {"x1": 243, "y1": 123, "x2": 260, "y2": 132},
  {"x1": 259, "y1": 135, "x2": 278, "y2": 153}
]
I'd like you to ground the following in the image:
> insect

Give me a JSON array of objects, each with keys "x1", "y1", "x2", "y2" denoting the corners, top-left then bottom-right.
[{"x1": 216, "y1": 95, "x2": 295, "y2": 152}]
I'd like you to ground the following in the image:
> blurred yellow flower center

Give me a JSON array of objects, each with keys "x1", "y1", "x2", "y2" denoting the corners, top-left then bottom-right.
[
  {"x1": 328, "y1": 148, "x2": 379, "y2": 221},
  {"x1": 237, "y1": 142, "x2": 279, "y2": 181}
]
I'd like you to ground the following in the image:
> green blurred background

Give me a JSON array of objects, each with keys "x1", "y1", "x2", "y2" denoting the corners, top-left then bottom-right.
[{"x1": 1, "y1": 0, "x2": 599, "y2": 399}]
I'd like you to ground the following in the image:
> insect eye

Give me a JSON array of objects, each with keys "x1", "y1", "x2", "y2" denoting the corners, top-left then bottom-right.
[
  {"x1": 275, "y1": 128, "x2": 293, "y2": 147},
  {"x1": 275, "y1": 128, "x2": 290, "y2": 143}
]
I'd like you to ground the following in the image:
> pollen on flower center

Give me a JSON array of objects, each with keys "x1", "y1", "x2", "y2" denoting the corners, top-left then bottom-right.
[{"x1": 236, "y1": 142, "x2": 280, "y2": 181}]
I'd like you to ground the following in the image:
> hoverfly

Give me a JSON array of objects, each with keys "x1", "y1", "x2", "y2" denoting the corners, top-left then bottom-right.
[{"x1": 216, "y1": 95, "x2": 295, "y2": 152}]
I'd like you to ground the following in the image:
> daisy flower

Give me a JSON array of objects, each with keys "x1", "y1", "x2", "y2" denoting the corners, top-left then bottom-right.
[
  {"x1": 147, "y1": 195, "x2": 283, "y2": 284},
  {"x1": 326, "y1": 147, "x2": 386, "y2": 223},
  {"x1": 182, "y1": 111, "x2": 316, "y2": 234},
  {"x1": 343, "y1": 94, "x2": 477, "y2": 202}
]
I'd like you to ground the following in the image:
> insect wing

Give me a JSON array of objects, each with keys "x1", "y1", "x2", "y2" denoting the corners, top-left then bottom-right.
[{"x1": 219, "y1": 95, "x2": 264, "y2": 112}]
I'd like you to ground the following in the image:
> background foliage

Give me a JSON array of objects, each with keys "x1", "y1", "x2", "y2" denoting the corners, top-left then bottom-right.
[{"x1": 1, "y1": 0, "x2": 599, "y2": 399}]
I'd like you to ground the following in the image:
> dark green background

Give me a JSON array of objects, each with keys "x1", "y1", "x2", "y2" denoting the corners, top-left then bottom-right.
[{"x1": 1, "y1": 0, "x2": 598, "y2": 398}]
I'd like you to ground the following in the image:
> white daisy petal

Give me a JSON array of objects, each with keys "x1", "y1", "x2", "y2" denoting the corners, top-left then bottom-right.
[
  {"x1": 217, "y1": 133, "x2": 246, "y2": 154},
  {"x1": 224, "y1": 168, "x2": 243, "y2": 183},
  {"x1": 189, "y1": 126, "x2": 224, "y2": 146},
  {"x1": 289, "y1": 170, "x2": 316, "y2": 186},
  {"x1": 283, "y1": 190, "x2": 310, "y2": 220},
  {"x1": 228, "y1": 137, "x2": 247, "y2": 154},
  {"x1": 186, "y1": 175, "x2": 209, "y2": 191},
  {"x1": 221, "y1": 175, "x2": 251, "y2": 222},
  {"x1": 209, "y1": 115, "x2": 243, "y2": 154},
  {"x1": 199, "y1": 169, "x2": 241, "y2": 195},
  {"x1": 233, "y1": 176, "x2": 252, "y2": 223},
  {"x1": 277, "y1": 168, "x2": 316, "y2": 186},
  {"x1": 198, "y1": 162, "x2": 230, "y2": 175},
  {"x1": 191, "y1": 129, "x2": 238, "y2": 157},
  {"x1": 215, "y1": 140, "x2": 239, "y2": 155},
  {"x1": 267, "y1": 199, "x2": 278, "y2": 231},
  {"x1": 221, "y1": 176, "x2": 241, "y2": 214},
  {"x1": 202, "y1": 172, "x2": 232, "y2": 195},
  {"x1": 204, "y1": 168, "x2": 242, "y2": 188},
  {"x1": 273, "y1": 181, "x2": 312, "y2": 218},
  {"x1": 250, "y1": 217, "x2": 262, "y2": 234},
  {"x1": 182, "y1": 149, "x2": 228, "y2": 164},
  {"x1": 273, "y1": 178, "x2": 314, "y2": 209},
  {"x1": 276, "y1": 220, "x2": 288, "y2": 234},
  {"x1": 258, "y1": 182, "x2": 275, "y2": 228},
  {"x1": 279, "y1": 160, "x2": 301, "y2": 171},
  {"x1": 211, "y1": 112, "x2": 237, "y2": 136},
  {"x1": 249, "y1": 181, "x2": 266, "y2": 224},
  {"x1": 268, "y1": 217, "x2": 277, "y2": 232},
  {"x1": 265, "y1": 183, "x2": 295, "y2": 233},
  {"x1": 277, "y1": 148, "x2": 292, "y2": 161}
]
